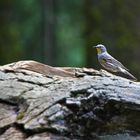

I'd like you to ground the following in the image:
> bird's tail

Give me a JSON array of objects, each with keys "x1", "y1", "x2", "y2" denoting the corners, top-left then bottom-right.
[{"x1": 122, "y1": 69, "x2": 137, "y2": 81}]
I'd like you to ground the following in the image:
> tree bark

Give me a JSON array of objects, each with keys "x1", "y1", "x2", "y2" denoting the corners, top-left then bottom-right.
[{"x1": 0, "y1": 60, "x2": 140, "y2": 140}]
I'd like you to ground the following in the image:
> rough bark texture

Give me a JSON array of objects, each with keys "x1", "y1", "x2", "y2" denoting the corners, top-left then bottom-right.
[{"x1": 0, "y1": 60, "x2": 140, "y2": 140}]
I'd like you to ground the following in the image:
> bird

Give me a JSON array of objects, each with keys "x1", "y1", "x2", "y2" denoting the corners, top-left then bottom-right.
[{"x1": 93, "y1": 44, "x2": 137, "y2": 81}]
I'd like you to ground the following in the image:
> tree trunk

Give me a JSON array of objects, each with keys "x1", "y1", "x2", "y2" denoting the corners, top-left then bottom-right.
[
  {"x1": 41, "y1": 0, "x2": 56, "y2": 65},
  {"x1": 0, "y1": 60, "x2": 140, "y2": 140}
]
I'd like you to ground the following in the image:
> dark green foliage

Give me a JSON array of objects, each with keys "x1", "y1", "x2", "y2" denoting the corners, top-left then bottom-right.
[
  {"x1": 0, "y1": 0, "x2": 42, "y2": 64},
  {"x1": 55, "y1": 0, "x2": 85, "y2": 66}
]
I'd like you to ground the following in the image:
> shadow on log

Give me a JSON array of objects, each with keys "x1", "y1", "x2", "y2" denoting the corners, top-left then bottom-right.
[{"x1": 0, "y1": 60, "x2": 140, "y2": 140}]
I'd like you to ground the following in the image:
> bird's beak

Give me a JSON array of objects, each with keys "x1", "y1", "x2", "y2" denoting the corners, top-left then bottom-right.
[{"x1": 93, "y1": 46, "x2": 96, "y2": 48}]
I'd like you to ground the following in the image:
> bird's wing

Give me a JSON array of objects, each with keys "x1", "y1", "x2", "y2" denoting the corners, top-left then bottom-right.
[{"x1": 101, "y1": 53, "x2": 129, "y2": 71}]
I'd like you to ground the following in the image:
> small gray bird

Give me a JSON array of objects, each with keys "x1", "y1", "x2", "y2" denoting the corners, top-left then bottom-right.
[{"x1": 94, "y1": 44, "x2": 137, "y2": 81}]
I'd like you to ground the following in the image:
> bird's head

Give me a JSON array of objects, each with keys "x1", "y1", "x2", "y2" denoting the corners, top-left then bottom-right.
[{"x1": 93, "y1": 44, "x2": 107, "y2": 53}]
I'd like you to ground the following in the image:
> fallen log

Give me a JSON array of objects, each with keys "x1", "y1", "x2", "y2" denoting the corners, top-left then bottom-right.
[{"x1": 0, "y1": 60, "x2": 140, "y2": 140}]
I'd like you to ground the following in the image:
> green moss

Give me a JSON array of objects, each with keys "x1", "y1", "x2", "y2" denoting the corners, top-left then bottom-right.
[{"x1": 16, "y1": 112, "x2": 25, "y2": 120}]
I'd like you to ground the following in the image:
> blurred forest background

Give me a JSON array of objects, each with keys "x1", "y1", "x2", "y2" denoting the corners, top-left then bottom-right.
[{"x1": 0, "y1": 0, "x2": 140, "y2": 79}]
